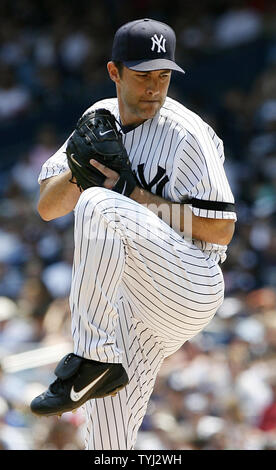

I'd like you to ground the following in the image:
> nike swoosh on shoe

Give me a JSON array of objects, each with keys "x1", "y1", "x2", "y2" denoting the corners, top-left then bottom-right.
[{"x1": 70, "y1": 369, "x2": 109, "y2": 402}]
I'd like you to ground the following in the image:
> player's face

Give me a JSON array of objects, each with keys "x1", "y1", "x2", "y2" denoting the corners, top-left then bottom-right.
[{"x1": 108, "y1": 63, "x2": 171, "y2": 125}]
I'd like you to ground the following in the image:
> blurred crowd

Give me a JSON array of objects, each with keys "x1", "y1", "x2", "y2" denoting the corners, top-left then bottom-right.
[{"x1": 0, "y1": 0, "x2": 276, "y2": 450}]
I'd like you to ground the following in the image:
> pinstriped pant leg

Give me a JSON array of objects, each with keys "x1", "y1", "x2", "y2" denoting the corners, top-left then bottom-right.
[
  {"x1": 83, "y1": 296, "x2": 166, "y2": 450},
  {"x1": 70, "y1": 188, "x2": 127, "y2": 363},
  {"x1": 71, "y1": 187, "x2": 223, "y2": 361},
  {"x1": 70, "y1": 187, "x2": 224, "y2": 450}
]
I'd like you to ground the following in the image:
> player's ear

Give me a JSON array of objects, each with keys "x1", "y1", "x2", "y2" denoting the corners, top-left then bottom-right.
[{"x1": 107, "y1": 61, "x2": 122, "y2": 83}]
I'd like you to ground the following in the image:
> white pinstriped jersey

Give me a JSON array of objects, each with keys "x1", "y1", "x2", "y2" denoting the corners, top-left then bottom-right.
[{"x1": 38, "y1": 96, "x2": 236, "y2": 263}]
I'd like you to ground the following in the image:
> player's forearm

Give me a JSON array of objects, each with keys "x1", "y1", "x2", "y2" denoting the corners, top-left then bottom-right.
[
  {"x1": 38, "y1": 170, "x2": 81, "y2": 221},
  {"x1": 130, "y1": 186, "x2": 235, "y2": 245},
  {"x1": 191, "y1": 212, "x2": 235, "y2": 245}
]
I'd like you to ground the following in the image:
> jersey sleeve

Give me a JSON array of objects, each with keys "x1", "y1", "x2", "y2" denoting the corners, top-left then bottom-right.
[
  {"x1": 38, "y1": 139, "x2": 70, "y2": 184},
  {"x1": 170, "y1": 123, "x2": 237, "y2": 221}
]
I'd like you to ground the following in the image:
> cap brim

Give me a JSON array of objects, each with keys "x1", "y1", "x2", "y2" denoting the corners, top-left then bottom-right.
[{"x1": 123, "y1": 58, "x2": 185, "y2": 74}]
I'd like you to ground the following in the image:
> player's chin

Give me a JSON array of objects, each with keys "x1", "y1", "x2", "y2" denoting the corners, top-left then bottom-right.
[{"x1": 139, "y1": 101, "x2": 162, "y2": 119}]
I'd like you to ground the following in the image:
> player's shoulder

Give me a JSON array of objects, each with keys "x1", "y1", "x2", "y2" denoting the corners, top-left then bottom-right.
[
  {"x1": 162, "y1": 97, "x2": 207, "y2": 130},
  {"x1": 82, "y1": 97, "x2": 119, "y2": 117},
  {"x1": 161, "y1": 96, "x2": 221, "y2": 143}
]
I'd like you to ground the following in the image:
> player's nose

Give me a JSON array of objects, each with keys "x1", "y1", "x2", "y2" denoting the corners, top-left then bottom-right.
[
  {"x1": 145, "y1": 76, "x2": 160, "y2": 97},
  {"x1": 146, "y1": 85, "x2": 160, "y2": 97}
]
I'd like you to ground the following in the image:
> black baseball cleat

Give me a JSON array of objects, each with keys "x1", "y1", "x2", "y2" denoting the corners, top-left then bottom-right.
[{"x1": 30, "y1": 353, "x2": 129, "y2": 417}]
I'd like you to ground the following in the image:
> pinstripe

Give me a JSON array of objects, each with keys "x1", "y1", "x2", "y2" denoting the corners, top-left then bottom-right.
[
  {"x1": 147, "y1": 116, "x2": 169, "y2": 178},
  {"x1": 102, "y1": 398, "x2": 112, "y2": 449},
  {"x1": 181, "y1": 149, "x2": 203, "y2": 177},
  {"x1": 124, "y1": 284, "x2": 219, "y2": 333},
  {"x1": 125, "y1": 267, "x2": 222, "y2": 308},
  {"x1": 177, "y1": 163, "x2": 196, "y2": 188},
  {"x1": 176, "y1": 176, "x2": 189, "y2": 193},
  {"x1": 137, "y1": 119, "x2": 155, "y2": 166},
  {"x1": 142, "y1": 117, "x2": 161, "y2": 170},
  {"x1": 71, "y1": 194, "x2": 127, "y2": 362},
  {"x1": 163, "y1": 121, "x2": 178, "y2": 167},
  {"x1": 185, "y1": 130, "x2": 205, "y2": 166},
  {"x1": 132, "y1": 124, "x2": 145, "y2": 162},
  {"x1": 180, "y1": 131, "x2": 213, "y2": 206},
  {"x1": 70, "y1": 200, "x2": 93, "y2": 347},
  {"x1": 126, "y1": 267, "x2": 222, "y2": 310},
  {"x1": 110, "y1": 396, "x2": 121, "y2": 449},
  {"x1": 101, "y1": 202, "x2": 226, "y2": 267},
  {"x1": 125, "y1": 237, "x2": 213, "y2": 271},
  {"x1": 123, "y1": 126, "x2": 135, "y2": 156},
  {"x1": 78, "y1": 207, "x2": 102, "y2": 317},
  {"x1": 84, "y1": 297, "x2": 166, "y2": 450},
  {"x1": 95, "y1": 400, "x2": 104, "y2": 448},
  {"x1": 162, "y1": 100, "x2": 234, "y2": 204},
  {"x1": 128, "y1": 255, "x2": 221, "y2": 284}
]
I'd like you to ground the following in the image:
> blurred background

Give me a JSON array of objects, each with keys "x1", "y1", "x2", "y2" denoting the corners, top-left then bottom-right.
[{"x1": 0, "y1": 0, "x2": 276, "y2": 450}]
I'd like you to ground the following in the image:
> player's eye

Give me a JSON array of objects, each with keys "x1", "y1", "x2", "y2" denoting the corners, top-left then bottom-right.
[{"x1": 160, "y1": 73, "x2": 170, "y2": 80}]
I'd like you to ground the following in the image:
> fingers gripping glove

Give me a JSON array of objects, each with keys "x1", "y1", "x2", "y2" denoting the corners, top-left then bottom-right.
[{"x1": 66, "y1": 108, "x2": 137, "y2": 196}]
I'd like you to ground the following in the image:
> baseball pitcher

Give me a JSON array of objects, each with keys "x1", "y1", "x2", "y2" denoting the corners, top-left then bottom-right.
[{"x1": 31, "y1": 19, "x2": 236, "y2": 450}]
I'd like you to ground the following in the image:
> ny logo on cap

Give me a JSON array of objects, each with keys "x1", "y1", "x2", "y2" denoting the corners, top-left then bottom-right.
[{"x1": 151, "y1": 34, "x2": 166, "y2": 53}]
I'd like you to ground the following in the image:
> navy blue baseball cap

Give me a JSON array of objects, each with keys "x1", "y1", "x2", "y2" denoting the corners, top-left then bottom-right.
[{"x1": 111, "y1": 18, "x2": 185, "y2": 74}]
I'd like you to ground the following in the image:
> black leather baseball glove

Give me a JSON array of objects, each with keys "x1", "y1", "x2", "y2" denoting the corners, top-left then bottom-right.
[{"x1": 66, "y1": 108, "x2": 137, "y2": 196}]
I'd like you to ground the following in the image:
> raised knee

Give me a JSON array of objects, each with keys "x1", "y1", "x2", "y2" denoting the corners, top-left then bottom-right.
[{"x1": 74, "y1": 187, "x2": 111, "y2": 216}]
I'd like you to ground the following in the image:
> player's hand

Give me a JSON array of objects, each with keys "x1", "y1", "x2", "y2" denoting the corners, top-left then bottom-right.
[{"x1": 90, "y1": 159, "x2": 120, "y2": 190}]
